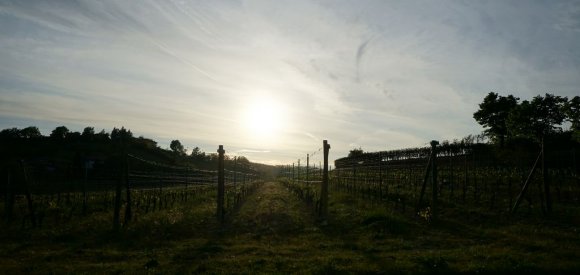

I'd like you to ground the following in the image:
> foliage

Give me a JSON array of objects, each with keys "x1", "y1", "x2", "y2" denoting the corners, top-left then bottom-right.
[
  {"x1": 170, "y1": 139, "x2": 186, "y2": 155},
  {"x1": 20, "y1": 126, "x2": 42, "y2": 139},
  {"x1": 507, "y1": 93, "x2": 567, "y2": 141},
  {"x1": 473, "y1": 92, "x2": 519, "y2": 146},
  {"x1": 50, "y1": 125, "x2": 69, "y2": 139},
  {"x1": 348, "y1": 147, "x2": 364, "y2": 158},
  {"x1": 110, "y1": 127, "x2": 133, "y2": 143}
]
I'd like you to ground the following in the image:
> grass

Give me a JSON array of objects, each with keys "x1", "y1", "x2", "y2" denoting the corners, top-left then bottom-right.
[{"x1": 1, "y1": 181, "x2": 580, "y2": 273}]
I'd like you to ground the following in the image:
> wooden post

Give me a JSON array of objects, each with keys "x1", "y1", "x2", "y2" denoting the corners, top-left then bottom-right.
[
  {"x1": 113, "y1": 157, "x2": 122, "y2": 231},
  {"x1": 217, "y1": 145, "x2": 225, "y2": 222},
  {"x1": 417, "y1": 154, "x2": 432, "y2": 212},
  {"x1": 20, "y1": 160, "x2": 36, "y2": 228},
  {"x1": 430, "y1": 140, "x2": 439, "y2": 221},
  {"x1": 379, "y1": 152, "x2": 383, "y2": 199},
  {"x1": 5, "y1": 168, "x2": 13, "y2": 222},
  {"x1": 292, "y1": 163, "x2": 295, "y2": 183},
  {"x1": 542, "y1": 138, "x2": 552, "y2": 213},
  {"x1": 320, "y1": 140, "x2": 330, "y2": 221},
  {"x1": 124, "y1": 155, "x2": 132, "y2": 227},
  {"x1": 82, "y1": 160, "x2": 88, "y2": 216},
  {"x1": 511, "y1": 148, "x2": 542, "y2": 213},
  {"x1": 306, "y1": 154, "x2": 310, "y2": 184}
]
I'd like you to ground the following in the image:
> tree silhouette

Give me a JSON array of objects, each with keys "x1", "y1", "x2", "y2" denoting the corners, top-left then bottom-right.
[
  {"x1": 82, "y1": 127, "x2": 95, "y2": 140},
  {"x1": 473, "y1": 92, "x2": 519, "y2": 147},
  {"x1": 111, "y1": 127, "x2": 133, "y2": 143},
  {"x1": 507, "y1": 93, "x2": 567, "y2": 141},
  {"x1": 50, "y1": 126, "x2": 69, "y2": 140},
  {"x1": 564, "y1": 95, "x2": 580, "y2": 141},
  {"x1": 170, "y1": 140, "x2": 186, "y2": 155},
  {"x1": 19, "y1": 126, "x2": 42, "y2": 139},
  {"x1": 348, "y1": 147, "x2": 364, "y2": 157},
  {"x1": 0, "y1": 128, "x2": 21, "y2": 139}
]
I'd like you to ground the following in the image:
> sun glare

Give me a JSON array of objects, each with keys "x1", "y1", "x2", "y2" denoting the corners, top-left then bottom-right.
[{"x1": 243, "y1": 97, "x2": 285, "y2": 140}]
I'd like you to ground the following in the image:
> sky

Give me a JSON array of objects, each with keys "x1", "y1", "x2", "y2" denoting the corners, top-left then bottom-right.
[{"x1": 1, "y1": 0, "x2": 579, "y2": 165}]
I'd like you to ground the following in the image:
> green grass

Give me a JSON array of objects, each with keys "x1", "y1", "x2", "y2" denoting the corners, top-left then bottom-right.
[{"x1": 1, "y1": 181, "x2": 580, "y2": 274}]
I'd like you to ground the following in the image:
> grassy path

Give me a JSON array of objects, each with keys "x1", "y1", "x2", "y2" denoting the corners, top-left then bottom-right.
[
  {"x1": 228, "y1": 181, "x2": 315, "y2": 236},
  {"x1": 2, "y1": 181, "x2": 580, "y2": 273}
]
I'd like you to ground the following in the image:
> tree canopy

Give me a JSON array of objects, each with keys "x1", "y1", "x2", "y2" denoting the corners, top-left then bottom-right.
[
  {"x1": 170, "y1": 139, "x2": 186, "y2": 155},
  {"x1": 474, "y1": 93, "x2": 576, "y2": 144}
]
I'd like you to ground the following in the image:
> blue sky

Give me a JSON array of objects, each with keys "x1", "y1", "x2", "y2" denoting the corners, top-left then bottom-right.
[{"x1": 1, "y1": 0, "x2": 579, "y2": 165}]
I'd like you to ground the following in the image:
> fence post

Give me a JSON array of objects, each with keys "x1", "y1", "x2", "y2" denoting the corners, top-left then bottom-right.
[
  {"x1": 124, "y1": 154, "x2": 132, "y2": 227},
  {"x1": 430, "y1": 140, "x2": 439, "y2": 221},
  {"x1": 113, "y1": 157, "x2": 122, "y2": 232},
  {"x1": 542, "y1": 138, "x2": 552, "y2": 214},
  {"x1": 292, "y1": 163, "x2": 295, "y2": 183},
  {"x1": 20, "y1": 160, "x2": 36, "y2": 228},
  {"x1": 320, "y1": 140, "x2": 330, "y2": 221},
  {"x1": 512, "y1": 148, "x2": 542, "y2": 213},
  {"x1": 306, "y1": 154, "x2": 309, "y2": 184},
  {"x1": 5, "y1": 168, "x2": 13, "y2": 222},
  {"x1": 217, "y1": 145, "x2": 225, "y2": 222}
]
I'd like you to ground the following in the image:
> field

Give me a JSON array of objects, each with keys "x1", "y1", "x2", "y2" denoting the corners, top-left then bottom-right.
[{"x1": 1, "y1": 180, "x2": 579, "y2": 274}]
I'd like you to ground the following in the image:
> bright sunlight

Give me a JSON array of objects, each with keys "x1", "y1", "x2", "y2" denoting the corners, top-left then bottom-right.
[{"x1": 243, "y1": 96, "x2": 286, "y2": 140}]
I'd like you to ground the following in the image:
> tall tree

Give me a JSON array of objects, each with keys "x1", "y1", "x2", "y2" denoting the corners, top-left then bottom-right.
[
  {"x1": 82, "y1": 127, "x2": 95, "y2": 139},
  {"x1": 473, "y1": 92, "x2": 519, "y2": 147},
  {"x1": 50, "y1": 126, "x2": 69, "y2": 140},
  {"x1": 348, "y1": 147, "x2": 364, "y2": 157},
  {"x1": 111, "y1": 127, "x2": 133, "y2": 143},
  {"x1": 507, "y1": 93, "x2": 567, "y2": 141},
  {"x1": 564, "y1": 95, "x2": 580, "y2": 141},
  {"x1": 19, "y1": 126, "x2": 42, "y2": 139},
  {"x1": 170, "y1": 140, "x2": 186, "y2": 155},
  {"x1": 0, "y1": 127, "x2": 21, "y2": 139}
]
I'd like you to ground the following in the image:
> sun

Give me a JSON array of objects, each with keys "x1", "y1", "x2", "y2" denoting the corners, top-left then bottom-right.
[{"x1": 243, "y1": 96, "x2": 285, "y2": 139}]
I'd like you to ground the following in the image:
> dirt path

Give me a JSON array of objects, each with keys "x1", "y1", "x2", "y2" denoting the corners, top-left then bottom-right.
[{"x1": 228, "y1": 182, "x2": 316, "y2": 236}]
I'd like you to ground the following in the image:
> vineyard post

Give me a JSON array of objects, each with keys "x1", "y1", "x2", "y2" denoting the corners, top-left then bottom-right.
[
  {"x1": 416, "y1": 154, "x2": 432, "y2": 212},
  {"x1": 82, "y1": 160, "x2": 88, "y2": 216},
  {"x1": 379, "y1": 152, "x2": 383, "y2": 199},
  {"x1": 113, "y1": 157, "x2": 122, "y2": 232},
  {"x1": 430, "y1": 140, "x2": 439, "y2": 221},
  {"x1": 542, "y1": 138, "x2": 552, "y2": 214},
  {"x1": 511, "y1": 148, "x2": 542, "y2": 213},
  {"x1": 319, "y1": 140, "x2": 330, "y2": 221},
  {"x1": 306, "y1": 154, "x2": 309, "y2": 184},
  {"x1": 292, "y1": 163, "x2": 295, "y2": 183},
  {"x1": 233, "y1": 157, "x2": 237, "y2": 189},
  {"x1": 4, "y1": 169, "x2": 13, "y2": 222},
  {"x1": 297, "y1": 159, "x2": 301, "y2": 181},
  {"x1": 217, "y1": 145, "x2": 225, "y2": 222},
  {"x1": 20, "y1": 160, "x2": 36, "y2": 228},
  {"x1": 124, "y1": 154, "x2": 132, "y2": 227}
]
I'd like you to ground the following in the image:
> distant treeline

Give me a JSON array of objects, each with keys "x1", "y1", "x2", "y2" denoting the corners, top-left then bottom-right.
[{"x1": 0, "y1": 125, "x2": 252, "y2": 171}]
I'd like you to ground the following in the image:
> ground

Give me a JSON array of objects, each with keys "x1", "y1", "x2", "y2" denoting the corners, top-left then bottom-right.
[{"x1": 1, "y1": 181, "x2": 580, "y2": 274}]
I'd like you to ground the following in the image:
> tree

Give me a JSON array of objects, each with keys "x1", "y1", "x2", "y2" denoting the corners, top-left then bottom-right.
[
  {"x1": 190, "y1": 146, "x2": 206, "y2": 160},
  {"x1": 564, "y1": 95, "x2": 580, "y2": 141},
  {"x1": 348, "y1": 147, "x2": 364, "y2": 157},
  {"x1": 0, "y1": 128, "x2": 21, "y2": 139},
  {"x1": 95, "y1": 129, "x2": 110, "y2": 141},
  {"x1": 564, "y1": 96, "x2": 580, "y2": 130},
  {"x1": 111, "y1": 127, "x2": 133, "y2": 143},
  {"x1": 473, "y1": 92, "x2": 519, "y2": 147},
  {"x1": 82, "y1": 127, "x2": 95, "y2": 139},
  {"x1": 50, "y1": 126, "x2": 69, "y2": 140},
  {"x1": 170, "y1": 140, "x2": 186, "y2": 155},
  {"x1": 19, "y1": 126, "x2": 42, "y2": 139},
  {"x1": 507, "y1": 93, "x2": 567, "y2": 141}
]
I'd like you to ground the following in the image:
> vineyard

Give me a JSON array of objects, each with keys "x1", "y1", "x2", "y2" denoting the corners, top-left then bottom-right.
[
  {"x1": 1, "y1": 139, "x2": 580, "y2": 273},
  {"x1": 279, "y1": 140, "x2": 580, "y2": 220},
  {"x1": 1, "y1": 147, "x2": 262, "y2": 231}
]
